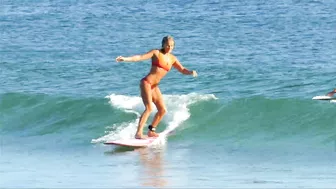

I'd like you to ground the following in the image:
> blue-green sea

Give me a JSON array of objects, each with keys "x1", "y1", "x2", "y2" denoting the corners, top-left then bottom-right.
[{"x1": 1, "y1": 0, "x2": 336, "y2": 188}]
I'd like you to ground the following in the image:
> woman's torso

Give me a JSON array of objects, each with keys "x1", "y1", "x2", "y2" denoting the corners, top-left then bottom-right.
[{"x1": 143, "y1": 50, "x2": 174, "y2": 85}]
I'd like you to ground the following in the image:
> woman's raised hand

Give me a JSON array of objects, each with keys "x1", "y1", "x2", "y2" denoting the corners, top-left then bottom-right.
[
  {"x1": 192, "y1": 70, "x2": 198, "y2": 77},
  {"x1": 115, "y1": 56, "x2": 125, "y2": 62}
]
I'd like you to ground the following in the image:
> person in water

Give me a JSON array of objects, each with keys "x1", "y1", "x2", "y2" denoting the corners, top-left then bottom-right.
[
  {"x1": 326, "y1": 89, "x2": 336, "y2": 97},
  {"x1": 116, "y1": 36, "x2": 198, "y2": 139}
]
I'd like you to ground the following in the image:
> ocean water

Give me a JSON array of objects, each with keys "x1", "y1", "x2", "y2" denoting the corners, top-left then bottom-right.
[{"x1": 1, "y1": 0, "x2": 336, "y2": 188}]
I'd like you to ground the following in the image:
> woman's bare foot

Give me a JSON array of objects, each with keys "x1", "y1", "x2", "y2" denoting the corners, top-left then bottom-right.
[
  {"x1": 147, "y1": 130, "x2": 159, "y2": 138},
  {"x1": 135, "y1": 133, "x2": 147, "y2": 139}
]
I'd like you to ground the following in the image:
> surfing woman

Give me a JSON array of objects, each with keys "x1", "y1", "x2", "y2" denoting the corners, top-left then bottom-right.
[{"x1": 116, "y1": 36, "x2": 197, "y2": 139}]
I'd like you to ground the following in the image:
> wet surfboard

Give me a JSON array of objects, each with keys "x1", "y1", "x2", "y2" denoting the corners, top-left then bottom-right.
[
  {"x1": 312, "y1": 95, "x2": 336, "y2": 100},
  {"x1": 104, "y1": 137, "x2": 157, "y2": 147},
  {"x1": 104, "y1": 129, "x2": 175, "y2": 148}
]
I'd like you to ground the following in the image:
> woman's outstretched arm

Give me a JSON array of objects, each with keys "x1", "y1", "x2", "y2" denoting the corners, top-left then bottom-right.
[{"x1": 116, "y1": 49, "x2": 156, "y2": 62}]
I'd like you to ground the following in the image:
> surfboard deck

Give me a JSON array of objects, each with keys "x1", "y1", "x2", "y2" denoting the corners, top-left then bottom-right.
[
  {"x1": 104, "y1": 137, "x2": 158, "y2": 147},
  {"x1": 312, "y1": 95, "x2": 336, "y2": 101},
  {"x1": 104, "y1": 130, "x2": 174, "y2": 148}
]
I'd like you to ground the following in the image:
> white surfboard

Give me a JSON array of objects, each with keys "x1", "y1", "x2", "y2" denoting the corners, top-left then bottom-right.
[
  {"x1": 312, "y1": 95, "x2": 336, "y2": 101},
  {"x1": 104, "y1": 129, "x2": 175, "y2": 148},
  {"x1": 104, "y1": 137, "x2": 158, "y2": 147}
]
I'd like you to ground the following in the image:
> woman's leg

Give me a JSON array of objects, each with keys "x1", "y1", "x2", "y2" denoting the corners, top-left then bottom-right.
[
  {"x1": 148, "y1": 86, "x2": 167, "y2": 137},
  {"x1": 327, "y1": 88, "x2": 336, "y2": 97},
  {"x1": 135, "y1": 81, "x2": 153, "y2": 139}
]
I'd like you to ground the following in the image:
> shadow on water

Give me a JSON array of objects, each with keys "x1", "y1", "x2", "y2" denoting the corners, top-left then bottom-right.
[
  {"x1": 104, "y1": 145, "x2": 143, "y2": 154},
  {"x1": 104, "y1": 145, "x2": 169, "y2": 188},
  {"x1": 137, "y1": 147, "x2": 168, "y2": 188}
]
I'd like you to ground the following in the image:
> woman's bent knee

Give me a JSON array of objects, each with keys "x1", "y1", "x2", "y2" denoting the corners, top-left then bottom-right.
[
  {"x1": 145, "y1": 106, "x2": 153, "y2": 113},
  {"x1": 158, "y1": 108, "x2": 167, "y2": 115}
]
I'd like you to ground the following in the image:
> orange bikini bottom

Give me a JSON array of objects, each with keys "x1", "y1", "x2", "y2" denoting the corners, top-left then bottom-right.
[{"x1": 141, "y1": 77, "x2": 157, "y2": 89}]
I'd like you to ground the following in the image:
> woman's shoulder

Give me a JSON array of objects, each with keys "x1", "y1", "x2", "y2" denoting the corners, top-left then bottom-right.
[
  {"x1": 148, "y1": 49, "x2": 160, "y2": 56},
  {"x1": 151, "y1": 49, "x2": 160, "y2": 53},
  {"x1": 169, "y1": 53, "x2": 177, "y2": 60},
  {"x1": 169, "y1": 52, "x2": 176, "y2": 57}
]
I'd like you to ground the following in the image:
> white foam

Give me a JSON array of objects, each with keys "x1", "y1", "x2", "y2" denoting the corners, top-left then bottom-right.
[
  {"x1": 91, "y1": 93, "x2": 217, "y2": 143},
  {"x1": 105, "y1": 94, "x2": 143, "y2": 115},
  {"x1": 91, "y1": 120, "x2": 139, "y2": 143}
]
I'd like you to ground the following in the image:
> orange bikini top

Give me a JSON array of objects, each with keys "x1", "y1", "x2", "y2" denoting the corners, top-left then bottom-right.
[{"x1": 152, "y1": 52, "x2": 171, "y2": 72}]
